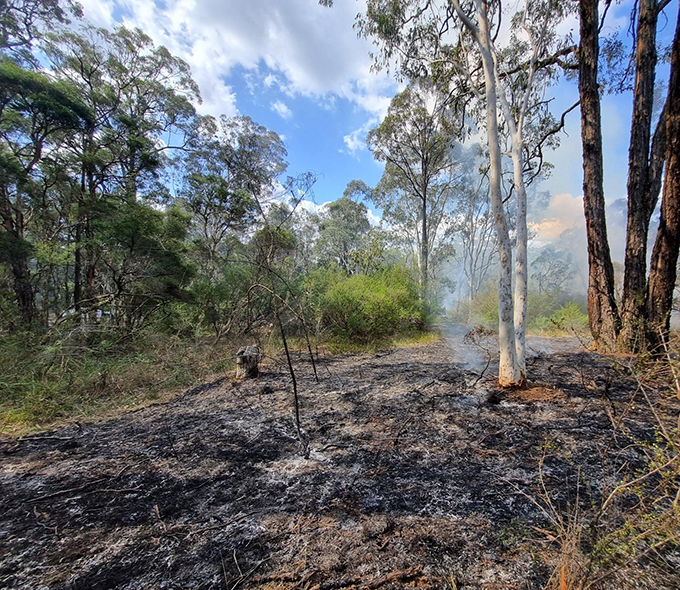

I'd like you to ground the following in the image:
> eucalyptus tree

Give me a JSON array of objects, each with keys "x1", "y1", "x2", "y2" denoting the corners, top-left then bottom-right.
[
  {"x1": 45, "y1": 25, "x2": 199, "y2": 315},
  {"x1": 367, "y1": 80, "x2": 461, "y2": 308},
  {"x1": 576, "y1": 0, "x2": 677, "y2": 352},
  {"x1": 315, "y1": 195, "x2": 371, "y2": 274},
  {"x1": 178, "y1": 116, "x2": 257, "y2": 280},
  {"x1": 489, "y1": 0, "x2": 573, "y2": 371},
  {"x1": 531, "y1": 245, "x2": 576, "y2": 296},
  {"x1": 646, "y1": 8, "x2": 680, "y2": 348},
  {"x1": 0, "y1": 0, "x2": 76, "y2": 62},
  {"x1": 618, "y1": 0, "x2": 673, "y2": 349},
  {"x1": 359, "y1": 0, "x2": 572, "y2": 384},
  {"x1": 452, "y1": 161, "x2": 496, "y2": 314},
  {"x1": 220, "y1": 115, "x2": 288, "y2": 218},
  {"x1": 0, "y1": 59, "x2": 92, "y2": 325}
]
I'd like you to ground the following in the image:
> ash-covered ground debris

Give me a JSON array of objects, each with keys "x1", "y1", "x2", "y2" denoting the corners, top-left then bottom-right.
[{"x1": 1, "y1": 337, "x2": 678, "y2": 590}]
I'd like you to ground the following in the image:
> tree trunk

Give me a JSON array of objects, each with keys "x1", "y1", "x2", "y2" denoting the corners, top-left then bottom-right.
[
  {"x1": 235, "y1": 345, "x2": 261, "y2": 378},
  {"x1": 1, "y1": 187, "x2": 36, "y2": 327},
  {"x1": 10, "y1": 254, "x2": 35, "y2": 326},
  {"x1": 476, "y1": 0, "x2": 521, "y2": 386},
  {"x1": 646, "y1": 8, "x2": 680, "y2": 348},
  {"x1": 74, "y1": 217, "x2": 83, "y2": 312},
  {"x1": 420, "y1": 192, "x2": 429, "y2": 308},
  {"x1": 619, "y1": 0, "x2": 661, "y2": 350},
  {"x1": 578, "y1": 0, "x2": 620, "y2": 351},
  {"x1": 512, "y1": 135, "x2": 528, "y2": 376}
]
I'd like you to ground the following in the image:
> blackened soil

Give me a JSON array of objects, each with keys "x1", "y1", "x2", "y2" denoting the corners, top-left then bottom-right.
[{"x1": 1, "y1": 339, "x2": 678, "y2": 590}]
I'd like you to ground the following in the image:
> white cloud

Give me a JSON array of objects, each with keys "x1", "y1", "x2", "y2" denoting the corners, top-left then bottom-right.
[
  {"x1": 297, "y1": 199, "x2": 325, "y2": 215},
  {"x1": 263, "y1": 73, "x2": 279, "y2": 88},
  {"x1": 77, "y1": 0, "x2": 116, "y2": 28},
  {"x1": 343, "y1": 128, "x2": 367, "y2": 154},
  {"x1": 367, "y1": 209, "x2": 382, "y2": 227},
  {"x1": 79, "y1": 0, "x2": 396, "y2": 122},
  {"x1": 271, "y1": 100, "x2": 293, "y2": 120},
  {"x1": 342, "y1": 118, "x2": 379, "y2": 156}
]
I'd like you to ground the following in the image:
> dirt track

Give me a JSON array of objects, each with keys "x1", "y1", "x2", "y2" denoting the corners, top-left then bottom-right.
[{"x1": 1, "y1": 336, "x2": 678, "y2": 590}]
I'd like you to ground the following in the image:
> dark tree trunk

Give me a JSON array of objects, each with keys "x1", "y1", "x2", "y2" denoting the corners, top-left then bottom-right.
[
  {"x1": 578, "y1": 0, "x2": 620, "y2": 351},
  {"x1": 619, "y1": 0, "x2": 664, "y2": 350},
  {"x1": 646, "y1": 9, "x2": 680, "y2": 348},
  {"x1": 1, "y1": 188, "x2": 36, "y2": 327},
  {"x1": 74, "y1": 218, "x2": 83, "y2": 312},
  {"x1": 420, "y1": 192, "x2": 428, "y2": 305},
  {"x1": 10, "y1": 255, "x2": 35, "y2": 326}
]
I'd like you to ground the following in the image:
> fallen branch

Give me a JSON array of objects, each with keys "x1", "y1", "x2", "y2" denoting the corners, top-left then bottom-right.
[
  {"x1": 229, "y1": 557, "x2": 271, "y2": 590},
  {"x1": 360, "y1": 566, "x2": 424, "y2": 590},
  {"x1": 309, "y1": 565, "x2": 424, "y2": 590},
  {"x1": 308, "y1": 577, "x2": 361, "y2": 590},
  {"x1": 85, "y1": 487, "x2": 143, "y2": 495},
  {"x1": 187, "y1": 509, "x2": 263, "y2": 537},
  {"x1": 31, "y1": 477, "x2": 109, "y2": 502}
]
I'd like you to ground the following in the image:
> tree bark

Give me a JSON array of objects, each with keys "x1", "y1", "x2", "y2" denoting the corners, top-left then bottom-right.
[
  {"x1": 1, "y1": 186, "x2": 36, "y2": 327},
  {"x1": 420, "y1": 191, "x2": 429, "y2": 308},
  {"x1": 578, "y1": 0, "x2": 620, "y2": 351},
  {"x1": 646, "y1": 8, "x2": 680, "y2": 348},
  {"x1": 512, "y1": 136, "x2": 528, "y2": 376},
  {"x1": 475, "y1": 0, "x2": 521, "y2": 386},
  {"x1": 10, "y1": 252, "x2": 35, "y2": 326},
  {"x1": 619, "y1": 0, "x2": 662, "y2": 350}
]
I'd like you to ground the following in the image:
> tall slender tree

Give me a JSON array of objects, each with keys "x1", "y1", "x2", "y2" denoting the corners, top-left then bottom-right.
[
  {"x1": 619, "y1": 0, "x2": 671, "y2": 350},
  {"x1": 367, "y1": 80, "x2": 460, "y2": 306},
  {"x1": 645, "y1": 7, "x2": 680, "y2": 348},
  {"x1": 577, "y1": 0, "x2": 621, "y2": 352}
]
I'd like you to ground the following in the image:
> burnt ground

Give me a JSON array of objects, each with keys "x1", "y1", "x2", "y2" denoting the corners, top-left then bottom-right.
[{"x1": 1, "y1": 334, "x2": 679, "y2": 590}]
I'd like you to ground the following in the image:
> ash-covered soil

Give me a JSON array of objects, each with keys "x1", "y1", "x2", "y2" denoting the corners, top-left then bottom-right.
[{"x1": 1, "y1": 336, "x2": 678, "y2": 590}]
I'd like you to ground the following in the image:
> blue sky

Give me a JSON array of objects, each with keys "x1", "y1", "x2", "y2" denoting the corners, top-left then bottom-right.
[
  {"x1": 77, "y1": 0, "x2": 678, "y2": 257},
  {"x1": 79, "y1": 0, "x2": 396, "y2": 210}
]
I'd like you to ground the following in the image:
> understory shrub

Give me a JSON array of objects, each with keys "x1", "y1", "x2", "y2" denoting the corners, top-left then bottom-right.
[
  {"x1": 307, "y1": 266, "x2": 422, "y2": 343},
  {"x1": 0, "y1": 330, "x2": 234, "y2": 434},
  {"x1": 466, "y1": 287, "x2": 588, "y2": 336}
]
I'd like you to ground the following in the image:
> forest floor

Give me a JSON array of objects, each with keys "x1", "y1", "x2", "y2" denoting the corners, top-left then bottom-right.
[{"x1": 1, "y1": 329, "x2": 679, "y2": 590}]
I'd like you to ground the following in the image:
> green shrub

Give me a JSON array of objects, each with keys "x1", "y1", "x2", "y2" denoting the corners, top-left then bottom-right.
[
  {"x1": 307, "y1": 267, "x2": 422, "y2": 343},
  {"x1": 470, "y1": 284, "x2": 499, "y2": 326},
  {"x1": 548, "y1": 302, "x2": 589, "y2": 335}
]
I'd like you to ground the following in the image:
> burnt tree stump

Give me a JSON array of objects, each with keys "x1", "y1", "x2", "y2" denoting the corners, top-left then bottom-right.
[{"x1": 235, "y1": 345, "x2": 260, "y2": 378}]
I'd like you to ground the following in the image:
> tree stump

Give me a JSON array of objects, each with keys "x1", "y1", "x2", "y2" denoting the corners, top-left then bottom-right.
[{"x1": 235, "y1": 345, "x2": 260, "y2": 378}]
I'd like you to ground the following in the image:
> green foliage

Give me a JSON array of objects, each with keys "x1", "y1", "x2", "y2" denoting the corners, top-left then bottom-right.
[
  {"x1": 545, "y1": 302, "x2": 589, "y2": 335},
  {"x1": 252, "y1": 225, "x2": 296, "y2": 263},
  {"x1": 306, "y1": 267, "x2": 422, "y2": 344},
  {"x1": 0, "y1": 58, "x2": 93, "y2": 128},
  {"x1": 315, "y1": 195, "x2": 371, "y2": 272},
  {"x1": 467, "y1": 285, "x2": 588, "y2": 336},
  {"x1": 0, "y1": 331, "x2": 233, "y2": 433}
]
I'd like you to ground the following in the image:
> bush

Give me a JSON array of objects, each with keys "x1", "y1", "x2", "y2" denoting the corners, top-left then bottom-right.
[
  {"x1": 464, "y1": 285, "x2": 588, "y2": 336},
  {"x1": 546, "y1": 302, "x2": 589, "y2": 335},
  {"x1": 0, "y1": 331, "x2": 234, "y2": 434},
  {"x1": 307, "y1": 267, "x2": 422, "y2": 344}
]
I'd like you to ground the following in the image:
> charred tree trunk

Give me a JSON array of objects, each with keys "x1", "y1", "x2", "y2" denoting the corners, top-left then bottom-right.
[
  {"x1": 619, "y1": 0, "x2": 665, "y2": 350},
  {"x1": 235, "y1": 345, "x2": 261, "y2": 378},
  {"x1": 578, "y1": 0, "x2": 620, "y2": 351},
  {"x1": 646, "y1": 9, "x2": 680, "y2": 348}
]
